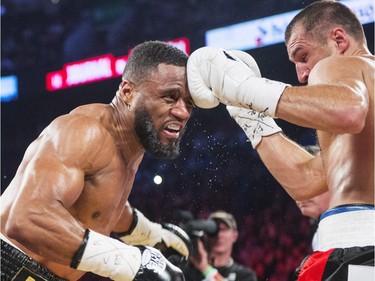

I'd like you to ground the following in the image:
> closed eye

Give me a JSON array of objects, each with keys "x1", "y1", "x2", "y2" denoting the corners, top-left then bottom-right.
[{"x1": 162, "y1": 90, "x2": 179, "y2": 102}]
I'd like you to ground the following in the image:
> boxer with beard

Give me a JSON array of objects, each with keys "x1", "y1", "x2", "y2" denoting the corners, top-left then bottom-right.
[{"x1": 1, "y1": 40, "x2": 193, "y2": 281}]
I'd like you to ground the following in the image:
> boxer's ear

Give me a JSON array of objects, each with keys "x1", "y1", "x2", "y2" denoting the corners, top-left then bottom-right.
[
  {"x1": 119, "y1": 80, "x2": 135, "y2": 104},
  {"x1": 330, "y1": 28, "x2": 349, "y2": 54}
]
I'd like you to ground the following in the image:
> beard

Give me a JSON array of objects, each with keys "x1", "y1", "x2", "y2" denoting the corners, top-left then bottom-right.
[{"x1": 134, "y1": 105, "x2": 183, "y2": 159}]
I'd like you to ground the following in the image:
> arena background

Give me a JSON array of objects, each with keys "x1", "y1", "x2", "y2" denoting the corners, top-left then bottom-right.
[{"x1": 1, "y1": 1, "x2": 374, "y2": 280}]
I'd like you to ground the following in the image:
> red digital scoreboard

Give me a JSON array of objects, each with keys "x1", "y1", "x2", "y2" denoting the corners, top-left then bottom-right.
[{"x1": 46, "y1": 37, "x2": 190, "y2": 91}]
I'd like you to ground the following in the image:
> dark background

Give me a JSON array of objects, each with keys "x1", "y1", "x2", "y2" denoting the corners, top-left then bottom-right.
[{"x1": 1, "y1": 1, "x2": 374, "y2": 280}]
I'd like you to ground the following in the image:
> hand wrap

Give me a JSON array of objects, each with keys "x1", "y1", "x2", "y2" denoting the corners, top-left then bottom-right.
[
  {"x1": 72, "y1": 229, "x2": 142, "y2": 281},
  {"x1": 72, "y1": 229, "x2": 185, "y2": 281},
  {"x1": 117, "y1": 209, "x2": 191, "y2": 269}
]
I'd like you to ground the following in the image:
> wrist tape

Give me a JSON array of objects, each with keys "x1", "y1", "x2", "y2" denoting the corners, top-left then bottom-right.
[
  {"x1": 118, "y1": 208, "x2": 163, "y2": 246},
  {"x1": 236, "y1": 77, "x2": 288, "y2": 117},
  {"x1": 71, "y1": 229, "x2": 141, "y2": 281}
]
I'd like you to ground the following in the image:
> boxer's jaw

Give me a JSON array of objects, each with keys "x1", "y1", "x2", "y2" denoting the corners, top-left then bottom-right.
[{"x1": 134, "y1": 105, "x2": 181, "y2": 159}]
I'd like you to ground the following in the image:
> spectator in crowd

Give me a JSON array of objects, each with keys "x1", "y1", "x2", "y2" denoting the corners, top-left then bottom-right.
[{"x1": 184, "y1": 210, "x2": 258, "y2": 281}]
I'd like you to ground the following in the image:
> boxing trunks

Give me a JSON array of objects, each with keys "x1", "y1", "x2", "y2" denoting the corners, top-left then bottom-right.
[
  {"x1": 1, "y1": 235, "x2": 67, "y2": 281},
  {"x1": 294, "y1": 204, "x2": 375, "y2": 281}
]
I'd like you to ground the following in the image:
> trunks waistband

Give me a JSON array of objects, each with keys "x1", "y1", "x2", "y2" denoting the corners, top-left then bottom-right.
[
  {"x1": 1, "y1": 239, "x2": 67, "y2": 281},
  {"x1": 320, "y1": 204, "x2": 375, "y2": 221},
  {"x1": 317, "y1": 205, "x2": 375, "y2": 251}
]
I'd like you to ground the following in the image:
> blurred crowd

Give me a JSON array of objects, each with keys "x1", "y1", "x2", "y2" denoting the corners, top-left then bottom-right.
[
  {"x1": 1, "y1": 0, "x2": 316, "y2": 76},
  {"x1": 83, "y1": 198, "x2": 313, "y2": 281}
]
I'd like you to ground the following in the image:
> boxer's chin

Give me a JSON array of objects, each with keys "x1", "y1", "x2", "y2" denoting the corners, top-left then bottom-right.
[
  {"x1": 134, "y1": 107, "x2": 181, "y2": 159},
  {"x1": 145, "y1": 134, "x2": 180, "y2": 159},
  {"x1": 154, "y1": 132, "x2": 183, "y2": 159},
  {"x1": 151, "y1": 142, "x2": 180, "y2": 160}
]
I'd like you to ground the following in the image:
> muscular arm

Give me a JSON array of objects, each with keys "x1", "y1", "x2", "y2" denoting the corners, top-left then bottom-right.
[
  {"x1": 276, "y1": 57, "x2": 369, "y2": 133},
  {"x1": 257, "y1": 134, "x2": 327, "y2": 200},
  {"x1": 256, "y1": 57, "x2": 370, "y2": 200},
  {"x1": 4, "y1": 115, "x2": 114, "y2": 265}
]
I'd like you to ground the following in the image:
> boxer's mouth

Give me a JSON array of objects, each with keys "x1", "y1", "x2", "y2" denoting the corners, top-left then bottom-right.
[{"x1": 164, "y1": 123, "x2": 182, "y2": 138}]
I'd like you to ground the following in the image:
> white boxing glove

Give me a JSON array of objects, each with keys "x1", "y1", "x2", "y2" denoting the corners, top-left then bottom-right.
[
  {"x1": 72, "y1": 229, "x2": 184, "y2": 281},
  {"x1": 117, "y1": 209, "x2": 191, "y2": 261},
  {"x1": 187, "y1": 46, "x2": 289, "y2": 117},
  {"x1": 227, "y1": 105, "x2": 282, "y2": 148}
]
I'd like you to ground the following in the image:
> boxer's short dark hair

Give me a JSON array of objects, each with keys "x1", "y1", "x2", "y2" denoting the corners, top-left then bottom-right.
[
  {"x1": 285, "y1": 1, "x2": 365, "y2": 45},
  {"x1": 122, "y1": 40, "x2": 188, "y2": 84}
]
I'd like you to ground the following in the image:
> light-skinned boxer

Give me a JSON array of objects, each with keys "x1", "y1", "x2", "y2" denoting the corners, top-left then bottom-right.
[
  {"x1": 1, "y1": 41, "x2": 193, "y2": 281},
  {"x1": 186, "y1": 1, "x2": 374, "y2": 280}
]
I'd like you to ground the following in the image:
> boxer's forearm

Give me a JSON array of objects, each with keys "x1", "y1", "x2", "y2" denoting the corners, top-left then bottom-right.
[{"x1": 257, "y1": 133, "x2": 327, "y2": 201}]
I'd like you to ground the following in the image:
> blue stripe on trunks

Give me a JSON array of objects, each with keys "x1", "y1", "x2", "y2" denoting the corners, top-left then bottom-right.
[{"x1": 320, "y1": 204, "x2": 375, "y2": 221}]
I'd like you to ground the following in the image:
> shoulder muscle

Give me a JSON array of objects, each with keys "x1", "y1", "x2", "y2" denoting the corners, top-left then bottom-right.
[{"x1": 44, "y1": 114, "x2": 115, "y2": 173}]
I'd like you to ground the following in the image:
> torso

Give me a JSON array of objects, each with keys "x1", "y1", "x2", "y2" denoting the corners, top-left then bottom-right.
[
  {"x1": 0, "y1": 103, "x2": 143, "y2": 280},
  {"x1": 317, "y1": 55, "x2": 374, "y2": 207}
]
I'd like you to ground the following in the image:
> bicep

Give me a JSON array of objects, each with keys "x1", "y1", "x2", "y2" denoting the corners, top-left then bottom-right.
[{"x1": 279, "y1": 59, "x2": 368, "y2": 132}]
